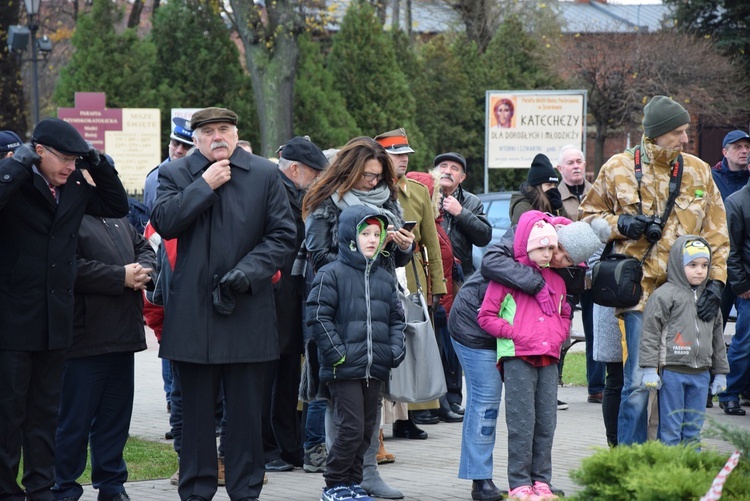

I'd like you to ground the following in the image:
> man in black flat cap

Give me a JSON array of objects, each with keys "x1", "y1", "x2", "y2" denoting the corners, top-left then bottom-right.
[
  {"x1": 0, "y1": 118, "x2": 129, "y2": 501},
  {"x1": 262, "y1": 136, "x2": 327, "y2": 473},
  {"x1": 151, "y1": 107, "x2": 296, "y2": 501}
]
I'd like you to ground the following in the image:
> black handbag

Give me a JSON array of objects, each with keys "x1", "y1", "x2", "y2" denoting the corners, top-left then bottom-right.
[
  {"x1": 590, "y1": 147, "x2": 683, "y2": 308},
  {"x1": 590, "y1": 242, "x2": 645, "y2": 307}
]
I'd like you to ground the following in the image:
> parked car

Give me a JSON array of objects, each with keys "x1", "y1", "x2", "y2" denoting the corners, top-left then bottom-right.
[{"x1": 471, "y1": 191, "x2": 513, "y2": 272}]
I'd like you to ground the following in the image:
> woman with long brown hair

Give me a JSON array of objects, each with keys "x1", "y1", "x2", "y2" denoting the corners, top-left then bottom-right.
[{"x1": 509, "y1": 153, "x2": 568, "y2": 225}]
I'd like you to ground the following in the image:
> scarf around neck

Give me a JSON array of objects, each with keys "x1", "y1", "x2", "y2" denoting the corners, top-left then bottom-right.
[{"x1": 332, "y1": 184, "x2": 401, "y2": 228}]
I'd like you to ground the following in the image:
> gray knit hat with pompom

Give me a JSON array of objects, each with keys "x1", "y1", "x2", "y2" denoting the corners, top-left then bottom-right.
[{"x1": 557, "y1": 221, "x2": 603, "y2": 265}]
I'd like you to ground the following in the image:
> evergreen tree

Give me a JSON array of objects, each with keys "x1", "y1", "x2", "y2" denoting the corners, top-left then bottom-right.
[
  {"x1": 328, "y1": 0, "x2": 426, "y2": 166},
  {"x1": 293, "y1": 33, "x2": 360, "y2": 149},
  {"x1": 150, "y1": 0, "x2": 259, "y2": 150},
  {"x1": 53, "y1": 0, "x2": 159, "y2": 109}
]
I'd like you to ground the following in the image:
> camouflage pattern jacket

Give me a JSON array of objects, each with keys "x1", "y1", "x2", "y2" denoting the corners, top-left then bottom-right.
[{"x1": 579, "y1": 137, "x2": 729, "y2": 313}]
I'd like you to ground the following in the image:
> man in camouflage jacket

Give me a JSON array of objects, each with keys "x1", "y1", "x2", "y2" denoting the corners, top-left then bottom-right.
[{"x1": 579, "y1": 96, "x2": 729, "y2": 446}]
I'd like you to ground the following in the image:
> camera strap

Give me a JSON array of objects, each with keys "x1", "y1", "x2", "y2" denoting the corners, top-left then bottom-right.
[{"x1": 632, "y1": 146, "x2": 684, "y2": 264}]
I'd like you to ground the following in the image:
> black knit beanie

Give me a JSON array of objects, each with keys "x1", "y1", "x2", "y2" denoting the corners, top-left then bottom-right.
[
  {"x1": 527, "y1": 154, "x2": 559, "y2": 186},
  {"x1": 642, "y1": 96, "x2": 690, "y2": 139}
]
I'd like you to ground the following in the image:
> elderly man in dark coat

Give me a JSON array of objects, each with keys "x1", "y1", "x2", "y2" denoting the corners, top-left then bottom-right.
[
  {"x1": 151, "y1": 107, "x2": 296, "y2": 501},
  {"x1": 0, "y1": 118, "x2": 128, "y2": 501}
]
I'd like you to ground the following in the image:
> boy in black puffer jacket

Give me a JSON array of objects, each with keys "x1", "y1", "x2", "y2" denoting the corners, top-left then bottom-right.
[{"x1": 307, "y1": 205, "x2": 406, "y2": 501}]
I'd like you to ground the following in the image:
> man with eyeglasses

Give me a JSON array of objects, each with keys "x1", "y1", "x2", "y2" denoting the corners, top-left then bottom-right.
[
  {"x1": 151, "y1": 107, "x2": 295, "y2": 501},
  {"x1": 0, "y1": 118, "x2": 129, "y2": 501},
  {"x1": 143, "y1": 117, "x2": 194, "y2": 213}
]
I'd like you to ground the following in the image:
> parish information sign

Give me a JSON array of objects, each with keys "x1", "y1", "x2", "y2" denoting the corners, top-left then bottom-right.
[{"x1": 485, "y1": 90, "x2": 587, "y2": 169}]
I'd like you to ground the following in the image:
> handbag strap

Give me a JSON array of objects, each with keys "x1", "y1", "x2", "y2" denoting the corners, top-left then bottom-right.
[{"x1": 410, "y1": 257, "x2": 423, "y2": 295}]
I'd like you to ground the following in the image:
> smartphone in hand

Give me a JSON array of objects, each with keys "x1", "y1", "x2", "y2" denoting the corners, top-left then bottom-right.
[{"x1": 402, "y1": 221, "x2": 417, "y2": 231}]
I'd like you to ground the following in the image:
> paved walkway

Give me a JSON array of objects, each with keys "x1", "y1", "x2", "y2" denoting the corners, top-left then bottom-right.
[{"x1": 77, "y1": 327, "x2": 747, "y2": 500}]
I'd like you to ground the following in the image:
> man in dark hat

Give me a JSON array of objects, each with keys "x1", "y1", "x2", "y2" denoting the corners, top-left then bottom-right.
[
  {"x1": 435, "y1": 151, "x2": 492, "y2": 278},
  {"x1": 262, "y1": 136, "x2": 327, "y2": 474},
  {"x1": 0, "y1": 118, "x2": 129, "y2": 501},
  {"x1": 143, "y1": 117, "x2": 194, "y2": 212},
  {"x1": 150, "y1": 107, "x2": 296, "y2": 501},
  {"x1": 580, "y1": 95, "x2": 729, "y2": 442},
  {"x1": 0, "y1": 130, "x2": 22, "y2": 159}
]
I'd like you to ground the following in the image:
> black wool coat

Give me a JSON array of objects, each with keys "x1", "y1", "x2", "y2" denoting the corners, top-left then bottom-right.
[
  {"x1": 0, "y1": 158, "x2": 129, "y2": 351},
  {"x1": 151, "y1": 147, "x2": 296, "y2": 364}
]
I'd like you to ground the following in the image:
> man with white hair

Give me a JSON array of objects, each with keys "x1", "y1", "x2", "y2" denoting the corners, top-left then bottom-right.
[{"x1": 556, "y1": 145, "x2": 605, "y2": 405}]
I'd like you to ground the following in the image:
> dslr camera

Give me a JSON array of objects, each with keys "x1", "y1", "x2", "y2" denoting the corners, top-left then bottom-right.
[{"x1": 644, "y1": 216, "x2": 663, "y2": 244}]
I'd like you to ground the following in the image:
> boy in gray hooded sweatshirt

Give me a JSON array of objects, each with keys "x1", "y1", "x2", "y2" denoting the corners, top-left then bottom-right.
[{"x1": 639, "y1": 235, "x2": 729, "y2": 446}]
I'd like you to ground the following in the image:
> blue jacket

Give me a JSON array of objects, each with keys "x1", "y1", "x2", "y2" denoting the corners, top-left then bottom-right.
[
  {"x1": 712, "y1": 159, "x2": 749, "y2": 201},
  {"x1": 307, "y1": 205, "x2": 405, "y2": 384}
]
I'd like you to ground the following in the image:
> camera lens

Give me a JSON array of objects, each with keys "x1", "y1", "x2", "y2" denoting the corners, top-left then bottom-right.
[{"x1": 645, "y1": 221, "x2": 662, "y2": 243}]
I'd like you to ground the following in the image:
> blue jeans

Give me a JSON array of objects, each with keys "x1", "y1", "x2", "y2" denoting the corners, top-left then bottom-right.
[
  {"x1": 720, "y1": 297, "x2": 750, "y2": 403},
  {"x1": 581, "y1": 291, "x2": 605, "y2": 394},
  {"x1": 451, "y1": 338, "x2": 503, "y2": 480},
  {"x1": 304, "y1": 399, "x2": 327, "y2": 450},
  {"x1": 617, "y1": 311, "x2": 649, "y2": 445},
  {"x1": 162, "y1": 357, "x2": 173, "y2": 405},
  {"x1": 659, "y1": 369, "x2": 709, "y2": 447}
]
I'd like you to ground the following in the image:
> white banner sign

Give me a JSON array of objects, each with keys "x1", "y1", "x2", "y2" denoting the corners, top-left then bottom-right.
[{"x1": 485, "y1": 90, "x2": 587, "y2": 169}]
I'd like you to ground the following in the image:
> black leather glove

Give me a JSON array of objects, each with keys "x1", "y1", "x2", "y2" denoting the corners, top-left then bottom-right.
[
  {"x1": 212, "y1": 274, "x2": 236, "y2": 316},
  {"x1": 219, "y1": 268, "x2": 250, "y2": 293},
  {"x1": 697, "y1": 279, "x2": 723, "y2": 322},
  {"x1": 12, "y1": 144, "x2": 41, "y2": 170},
  {"x1": 617, "y1": 214, "x2": 651, "y2": 240},
  {"x1": 546, "y1": 187, "x2": 563, "y2": 211}
]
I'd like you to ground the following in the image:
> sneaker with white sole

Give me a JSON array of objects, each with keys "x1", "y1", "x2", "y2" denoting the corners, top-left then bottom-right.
[
  {"x1": 321, "y1": 485, "x2": 356, "y2": 501},
  {"x1": 508, "y1": 485, "x2": 541, "y2": 501},
  {"x1": 349, "y1": 484, "x2": 375, "y2": 500},
  {"x1": 532, "y1": 481, "x2": 559, "y2": 500},
  {"x1": 557, "y1": 400, "x2": 569, "y2": 411},
  {"x1": 304, "y1": 443, "x2": 327, "y2": 473}
]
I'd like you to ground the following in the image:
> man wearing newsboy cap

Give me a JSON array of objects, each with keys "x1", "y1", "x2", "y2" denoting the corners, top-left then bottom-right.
[
  {"x1": 0, "y1": 118, "x2": 129, "y2": 500},
  {"x1": 260, "y1": 136, "x2": 327, "y2": 473},
  {"x1": 151, "y1": 107, "x2": 296, "y2": 501},
  {"x1": 580, "y1": 95, "x2": 729, "y2": 442}
]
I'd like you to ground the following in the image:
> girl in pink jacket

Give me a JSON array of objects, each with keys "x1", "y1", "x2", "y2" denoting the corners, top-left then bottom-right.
[{"x1": 477, "y1": 210, "x2": 571, "y2": 501}]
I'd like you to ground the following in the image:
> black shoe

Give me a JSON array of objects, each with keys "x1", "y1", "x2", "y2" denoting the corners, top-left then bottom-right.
[
  {"x1": 707, "y1": 393, "x2": 714, "y2": 408},
  {"x1": 98, "y1": 493, "x2": 130, "y2": 501},
  {"x1": 412, "y1": 410, "x2": 439, "y2": 425},
  {"x1": 165, "y1": 430, "x2": 173, "y2": 440},
  {"x1": 450, "y1": 402, "x2": 465, "y2": 415},
  {"x1": 471, "y1": 479, "x2": 505, "y2": 501},
  {"x1": 436, "y1": 410, "x2": 464, "y2": 423},
  {"x1": 392, "y1": 419, "x2": 428, "y2": 439},
  {"x1": 186, "y1": 497, "x2": 208, "y2": 501},
  {"x1": 265, "y1": 458, "x2": 294, "y2": 472},
  {"x1": 721, "y1": 400, "x2": 746, "y2": 416}
]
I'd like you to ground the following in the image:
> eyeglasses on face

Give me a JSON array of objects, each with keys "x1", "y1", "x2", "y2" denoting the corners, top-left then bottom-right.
[
  {"x1": 170, "y1": 140, "x2": 190, "y2": 149},
  {"x1": 41, "y1": 145, "x2": 82, "y2": 165},
  {"x1": 361, "y1": 172, "x2": 383, "y2": 183}
]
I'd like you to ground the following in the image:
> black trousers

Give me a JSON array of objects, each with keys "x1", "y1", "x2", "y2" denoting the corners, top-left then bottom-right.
[
  {"x1": 0, "y1": 349, "x2": 65, "y2": 501},
  {"x1": 325, "y1": 379, "x2": 380, "y2": 488},
  {"x1": 603, "y1": 362, "x2": 624, "y2": 447},
  {"x1": 261, "y1": 353, "x2": 303, "y2": 465},
  {"x1": 175, "y1": 360, "x2": 272, "y2": 501}
]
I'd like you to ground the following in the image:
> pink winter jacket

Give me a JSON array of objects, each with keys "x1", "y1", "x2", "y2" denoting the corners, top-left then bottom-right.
[{"x1": 477, "y1": 211, "x2": 571, "y2": 360}]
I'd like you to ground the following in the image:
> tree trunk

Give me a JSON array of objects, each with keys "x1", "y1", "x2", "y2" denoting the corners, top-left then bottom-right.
[
  {"x1": 405, "y1": 0, "x2": 412, "y2": 39},
  {"x1": 593, "y1": 119, "x2": 608, "y2": 179},
  {"x1": 230, "y1": 0, "x2": 298, "y2": 157},
  {"x1": 127, "y1": 0, "x2": 143, "y2": 28},
  {"x1": 391, "y1": 0, "x2": 400, "y2": 30}
]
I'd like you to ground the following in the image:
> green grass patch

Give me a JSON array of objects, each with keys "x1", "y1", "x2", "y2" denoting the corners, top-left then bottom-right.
[
  {"x1": 18, "y1": 436, "x2": 177, "y2": 485},
  {"x1": 561, "y1": 351, "x2": 587, "y2": 387}
]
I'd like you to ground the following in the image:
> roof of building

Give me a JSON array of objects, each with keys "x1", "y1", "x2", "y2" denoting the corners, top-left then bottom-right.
[{"x1": 325, "y1": 0, "x2": 674, "y2": 35}]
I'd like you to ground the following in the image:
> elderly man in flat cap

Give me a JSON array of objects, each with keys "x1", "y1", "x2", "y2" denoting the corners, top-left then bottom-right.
[
  {"x1": 261, "y1": 136, "x2": 327, "y2": 473},
  {"x1": 580, "y1": 95, "x2": 729, "y2": 444},
  {"x1": 0, "y1": 118, "x2": 129, "y2": 501},
  {"x1": 151, "y1": 107, "x2": 296, "y2": 501}
]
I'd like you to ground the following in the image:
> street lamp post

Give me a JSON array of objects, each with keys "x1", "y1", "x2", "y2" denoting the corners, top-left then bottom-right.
[{"x1": 24, "y1": 0, "x2": 42, "y2": 126}]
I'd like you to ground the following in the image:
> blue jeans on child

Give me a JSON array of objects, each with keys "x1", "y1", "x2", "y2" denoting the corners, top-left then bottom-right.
[
  {"x1": 618, "y1": 311, "x2": 649, "y2": 445},
  {"x1": 659, "y1": 369, "x2": 710, "y2": 446},
  {"x1": 451, "y1": 338, "x2": 503, "y2": 480}
]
